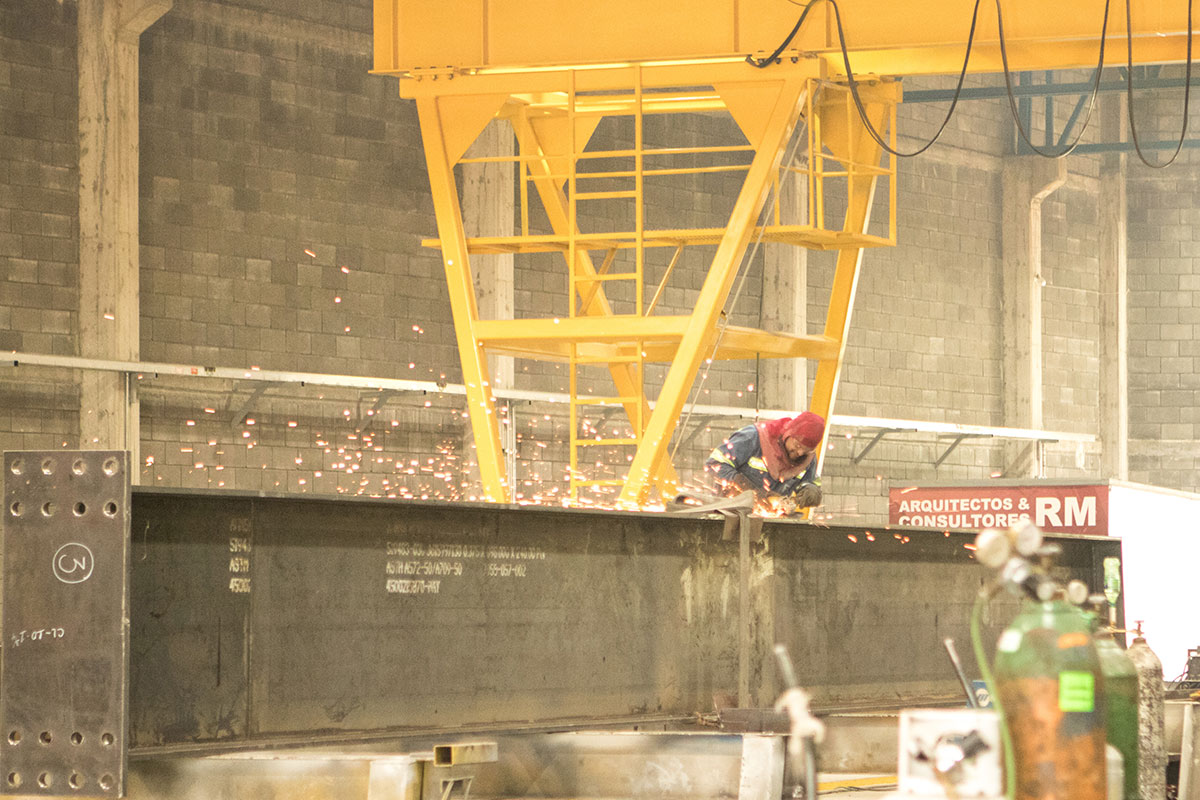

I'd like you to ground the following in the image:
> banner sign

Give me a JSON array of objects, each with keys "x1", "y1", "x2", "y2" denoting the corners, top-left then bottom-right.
[{"x1": 888, "y1": 484, "x2": 1110, "y2": 536}]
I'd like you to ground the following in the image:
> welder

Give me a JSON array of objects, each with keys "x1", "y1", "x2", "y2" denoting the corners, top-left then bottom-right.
[{"x1": 705, "y1": 412, "x2": 824, "y2": 514}]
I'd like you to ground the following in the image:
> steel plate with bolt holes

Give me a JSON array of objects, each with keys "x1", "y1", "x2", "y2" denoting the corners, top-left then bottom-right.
[{"x1": 1, "y1": 451, "x2": 130, "y2": 797}]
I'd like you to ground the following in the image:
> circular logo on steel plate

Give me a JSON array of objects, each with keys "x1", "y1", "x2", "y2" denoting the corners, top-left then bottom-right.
[{"x1": 52, "y1": 542, "x2": 94, "y2": 584}]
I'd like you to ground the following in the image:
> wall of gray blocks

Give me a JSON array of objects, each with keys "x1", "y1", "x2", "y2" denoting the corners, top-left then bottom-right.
[{"x1": 1, "y1": 0, "x2": 1197, "y2": 520}]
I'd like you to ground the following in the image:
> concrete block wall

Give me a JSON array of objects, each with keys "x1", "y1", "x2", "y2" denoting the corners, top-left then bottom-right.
[
  {"x1": 1127, "y1": 150, "x2": 1200, "y2": 492},
  {"x1": 1040, "y1": 181, "x2": 1103, "y2": 430},
  {"x1": 0, "y1": 2, "x2": 80, "y2": 450},
  {"x1": 129, "y1": 0, "x2": 478, "y2": 494},
  {"x1": 810, "y1": 138, "x2": 1007, "y2": 522},
  {"x1": 807, "y1": 83, "x2": 1108, "y2": 520},
  {"x1": 1119, "y1": 69, "x2": 1200, "y2": 491},
  {"x1": 1, "y1": 0, "x2": 1193, "y2": 518},
  {"x1": 137, "y1": 2, "x2": 453, "y2": 381}
]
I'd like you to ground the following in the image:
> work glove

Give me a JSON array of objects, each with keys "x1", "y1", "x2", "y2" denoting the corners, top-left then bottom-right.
[{"x1": 790, "y1": 483, "x2": 822, "y2": 510}]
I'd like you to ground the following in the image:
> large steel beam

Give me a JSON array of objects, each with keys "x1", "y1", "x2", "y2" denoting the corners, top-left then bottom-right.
[{"x1": 125, "y1": 486, "x2": 1121, "y2": 751}]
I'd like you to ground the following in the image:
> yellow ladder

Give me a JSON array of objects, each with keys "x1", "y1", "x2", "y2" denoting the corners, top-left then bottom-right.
[{"x1": 564, "y1": 70, "x2": 648, "y2": 502}]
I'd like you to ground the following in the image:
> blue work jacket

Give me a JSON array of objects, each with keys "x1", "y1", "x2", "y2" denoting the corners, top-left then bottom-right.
[{"x1": 705, "y1": 423, "x2": 818, "y2": 497}]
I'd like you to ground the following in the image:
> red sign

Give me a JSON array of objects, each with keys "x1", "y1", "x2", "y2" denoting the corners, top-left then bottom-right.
[{"x1": 888, "y1": 485, "x2": 1110, "y2": 536}]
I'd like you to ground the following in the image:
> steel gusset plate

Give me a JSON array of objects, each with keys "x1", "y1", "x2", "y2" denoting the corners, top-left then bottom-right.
[{"x1": 1, "y1": 451, "x2": 131, "y2": 797}]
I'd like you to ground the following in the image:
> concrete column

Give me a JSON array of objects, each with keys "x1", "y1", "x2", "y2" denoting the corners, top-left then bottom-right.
[
  {"x1": 760, "y1": 167, "x2": 808, "y2": 413},
  {"x1": 461, "y1": 121, "x2": 516, "y2": 494},
  {"x1": 78, "y1": 0, "x2": 172, "y2": 472},
  {"x1": 1099, "y1": 98, "x2": 1129, "y2": 480},
  {"x1": 1001, "y1": 157, "x2": 1064, "y2": 476},
  {"x1": 462, "y1": 121, "x2": 516, "y2": 390}
]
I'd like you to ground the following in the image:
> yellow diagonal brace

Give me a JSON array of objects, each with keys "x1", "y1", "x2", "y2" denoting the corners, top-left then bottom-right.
[
  {"x1": 809, "y1": 89, "x2": 892, "y2": 478},
  {"x1": 416, "y1": 95, "x2": 508, "y2": 502},
  {"x1": 512, "y1": 108, "x2": 679, "y2": 493},
  {"x1": 526, "y1": 112, "x2": 603, "y2": 192},
  {"x1": 618, "y1": 75, "x2": 810, "y2": 508}
]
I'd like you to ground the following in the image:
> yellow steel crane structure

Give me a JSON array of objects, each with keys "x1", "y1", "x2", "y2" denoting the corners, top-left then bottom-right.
[{"x1": 372, "y1": 0, "x2": 1194, "y2": 507}]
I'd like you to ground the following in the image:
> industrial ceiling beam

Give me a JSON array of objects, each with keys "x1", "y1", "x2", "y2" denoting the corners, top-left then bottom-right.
[{"x1": 373, "y1": 1, "x2": 1197, "y2": 83}]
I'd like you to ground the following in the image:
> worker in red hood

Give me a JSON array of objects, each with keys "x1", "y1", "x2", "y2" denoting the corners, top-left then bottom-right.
[{"x1": 705, "y1": 412, "x2": 824, "y2": 512}]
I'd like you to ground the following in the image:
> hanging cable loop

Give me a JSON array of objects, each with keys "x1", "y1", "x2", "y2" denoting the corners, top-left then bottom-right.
[
  {"x1": 749, "y1": 0, "x2": 1194, "y2": 165},
  {"x1": 750, "y1": 0, "x2": 984, "y2": 157},
  {"x1": 1124, "y1": 0, "x2": 1194, "y2": 168},
  {"x1": 996, "y1": 0, "x2": 1112, "y2": 158}
]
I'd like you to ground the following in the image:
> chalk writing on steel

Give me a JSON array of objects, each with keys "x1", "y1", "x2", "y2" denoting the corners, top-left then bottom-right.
[
  {"x1": 383, "y1": 541, "x2": 548, "y2": 591},
  {"x1": 386, "y1": 579, "x2": 440, "y2": 594},
  {"x1": 229, "y1": 536, "x2": 252, "y2": 593},
  {"x1": 10, "y1": 627, "x2": 66, "y2": 648},
  {"x1": 53, "y1": 542, "x2": 94, "y2": 584}
]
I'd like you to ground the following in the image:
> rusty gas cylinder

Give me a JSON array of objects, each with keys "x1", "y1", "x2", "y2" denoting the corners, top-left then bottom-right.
[{"x1": 994, "y1": 599, "x2": 1107, "y2": 800}]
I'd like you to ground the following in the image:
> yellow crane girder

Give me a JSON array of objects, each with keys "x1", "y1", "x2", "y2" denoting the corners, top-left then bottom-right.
[{"x1": 374, "y1": 0, "x2": 1195, "y2": 81}]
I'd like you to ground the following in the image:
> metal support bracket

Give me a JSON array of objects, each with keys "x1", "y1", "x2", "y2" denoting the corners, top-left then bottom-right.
[
  {"x1": 1002, "y1": 440, "x2": 1037, "y2": 477},
  {"x1": 850, "y1": 428, "x2": 900, "y2": 464},
  {"x1": 932, "y1": 433, "x2": 988, "y2": 469},
  {"x1": 1, "y1": 450, "x2": 131, "y2": 798},
  {"x1": 227, "y1": 382, "x2": 277, "y2": 429}
]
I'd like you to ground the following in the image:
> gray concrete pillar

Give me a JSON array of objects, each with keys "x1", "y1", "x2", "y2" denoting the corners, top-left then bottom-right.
[
  {"x1": 760, "y1": 168, "x2": 808, "y2": 414},
  {"x1": 461, "y1": 121, "x2": 516, "y2": 494},
  {"x1": 1099, "y1": 98, "x2": 1129, "y2": 481},
  {"x1": 78, "y1": 0, "x2": 172, "y2": 473},
  {"x1": 1001, "y1": 157, "x2": 1065, "y2": 476},
  {"x1": 463, "y1": 121, "x2": 516, "y2": 391}
]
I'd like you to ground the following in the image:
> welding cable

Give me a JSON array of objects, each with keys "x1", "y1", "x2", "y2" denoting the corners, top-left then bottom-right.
[
  {"x1": 750, "y1": 0, "x2": 985, "y2": 158},
  {"x1": 1123, "y1": 0, "x2": 1194, "y2": 168},
  {"x1": 969, "y1": 587, "x2": 1017, "y2": 800},
  {"x1": 995, "y1": 0, "x2": 1113, "y2": 158}
]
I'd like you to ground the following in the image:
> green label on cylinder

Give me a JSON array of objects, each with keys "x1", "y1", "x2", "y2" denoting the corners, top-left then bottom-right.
[
  {"x1": 1059, "y1": 671, "x2": 1095, "y2": 712},
  {"x1": 1104, "y1": 556, "x2": 1122, "y2": 606}
]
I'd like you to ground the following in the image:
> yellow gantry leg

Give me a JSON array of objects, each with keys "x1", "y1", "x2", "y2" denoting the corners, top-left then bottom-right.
[
  {"x1": 416, "y1": 95, "x2": 508, "y2": 502},
  {"x1": 808, "y1": 86, "x2": 895, "y2": 477},
  {"x1": 618, "y1": 76, "x2": 810, "y2": 508}
]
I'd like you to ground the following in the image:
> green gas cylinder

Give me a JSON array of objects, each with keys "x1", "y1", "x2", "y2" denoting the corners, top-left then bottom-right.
[
  {"x1": 994, "y1": 598, "x2": 1107, "y2": 800},
  {"x1": 1093, "y1": 627, "x2": 1138, "y2": 800}
]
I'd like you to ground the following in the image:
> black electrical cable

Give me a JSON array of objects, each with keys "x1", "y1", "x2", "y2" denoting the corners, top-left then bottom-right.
[
  {"x1": 745, "y1": 1, "x2": 822, "y2": 69},
  {"x1": 749, "y1": 0, "x2": 986, "y2": 158},
  {"x1": 751, "y1": 0, "x2": 1194, "y2": 167},
  {"x1": 996, "y1": 0, "x2": 1112, "y2": 158},
  {"x1": 827, "y1": 0, "x2": 984, "y2": 157},
  {"x1": 1124, "y1": 0, "x2": 1194, "y2": 168}
]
